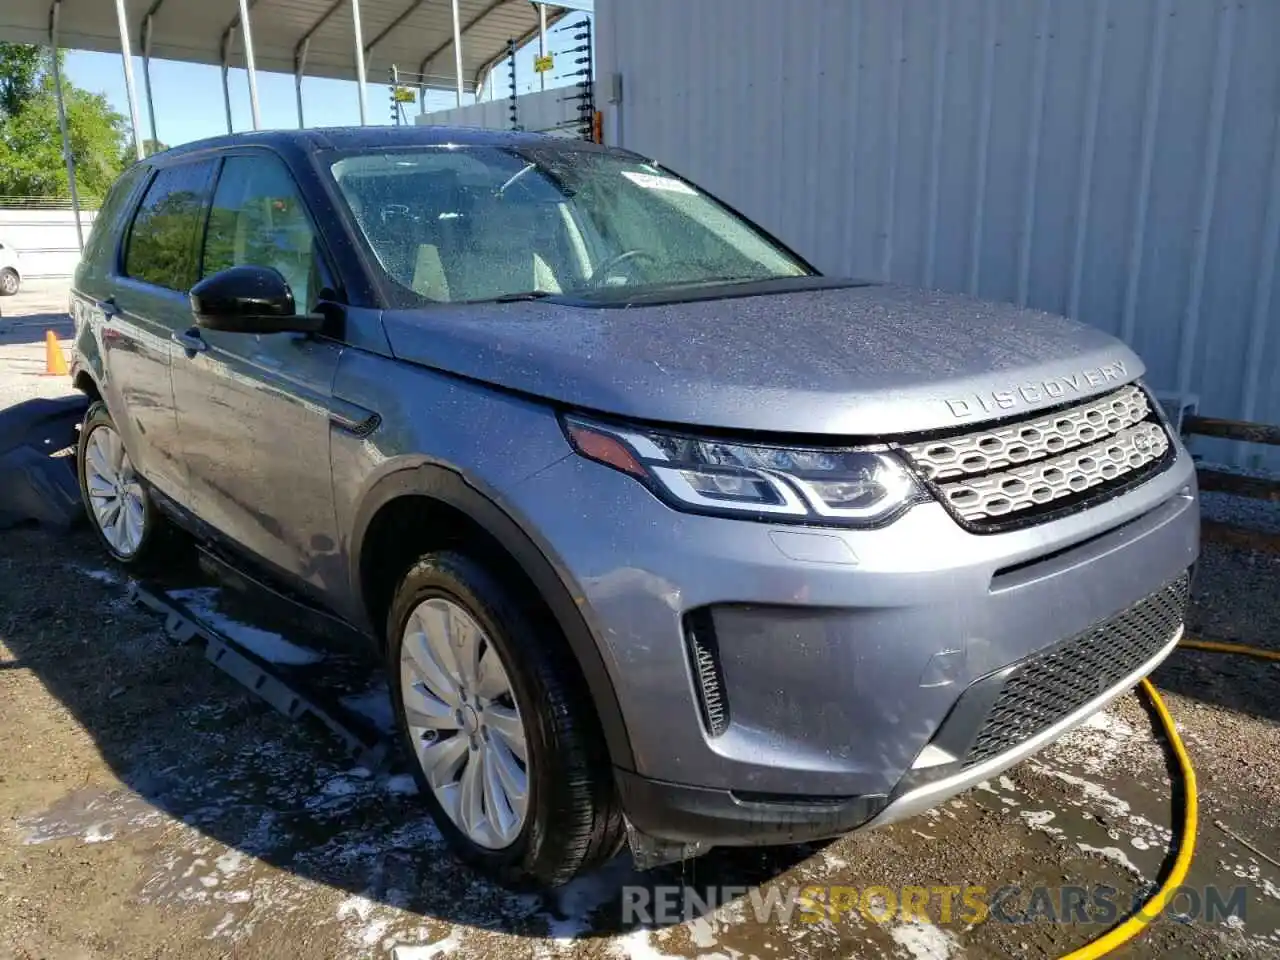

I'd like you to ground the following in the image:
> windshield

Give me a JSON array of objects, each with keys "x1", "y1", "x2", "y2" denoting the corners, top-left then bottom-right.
[{"x1": 328, "y1": 145, "x2": 812, "y2": 304}]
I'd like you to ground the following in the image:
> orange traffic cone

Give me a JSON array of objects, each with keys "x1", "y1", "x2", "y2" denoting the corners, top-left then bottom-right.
[{"x1": 44, "y1": 330, "x2": 69, "y2": 377}]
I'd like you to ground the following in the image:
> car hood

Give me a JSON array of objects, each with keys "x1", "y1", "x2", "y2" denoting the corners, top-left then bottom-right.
[{"x1": 380, "y1": 282, "x2": 1145, "y2": 436}]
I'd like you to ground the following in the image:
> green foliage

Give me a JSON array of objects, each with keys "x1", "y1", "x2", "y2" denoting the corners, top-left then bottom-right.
[
  {"x1": 121, "y1": 137, "x2": 170, "y2": 164},
  {"x1": 128, "y1": 189, "x2": 205, "y2": 290},
  {"x1": 0, "y1": 43, "x2": 42, "y2": 118},
  {"x1": 0, "y1": 43, "x2": 129, "y2": 203}
]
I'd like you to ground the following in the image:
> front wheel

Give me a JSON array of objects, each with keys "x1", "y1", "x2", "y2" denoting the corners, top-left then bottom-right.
[
  {"x1": 387, "y1": 551, "x2": 624, "y2": 888},
  {"x1": 0, "y1": 269, "x2": 18, "y2": 296},
  {"x1": 77, "y1": 402, "x2": 168, "y2": 565}
]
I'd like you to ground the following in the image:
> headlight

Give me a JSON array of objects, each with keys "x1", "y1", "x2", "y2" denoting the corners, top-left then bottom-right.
[{"x1": 561, "y1": 415, "x2": 921, "y2": 527}]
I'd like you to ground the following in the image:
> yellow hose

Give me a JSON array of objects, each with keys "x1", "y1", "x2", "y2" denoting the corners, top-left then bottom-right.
[
  {"x1": 1179, "y1": 638, "x2": 1280, "y2": 662},
  {"x1": 1060, "y1": 635, "x2": 1278, "y2": 958},
  {"x1": 1057, "y1": 678, "x2": 1198, "y2": 959}
]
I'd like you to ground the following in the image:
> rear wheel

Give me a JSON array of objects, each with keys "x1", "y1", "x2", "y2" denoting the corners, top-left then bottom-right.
[
  {"x1": 0, "y1": 269, "x2": 18, "y2": 296},
  {"x1": 77, "y1": 402, "x2": 168, "y2": 565},
  {"x1": 387, "y1": 551, "x2": 624, "y2": 888}
]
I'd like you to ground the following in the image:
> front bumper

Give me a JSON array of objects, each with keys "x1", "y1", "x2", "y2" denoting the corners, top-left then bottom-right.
[
  {"x1": 863, "y1": 621, "x2": 1183, "y2": 831},
  {"x1": 509, "y1": 435, "x2": 1199, "y2": 843},
  {"x1": 616, "y1": 621, "x2": 1182, "y2": 846}
]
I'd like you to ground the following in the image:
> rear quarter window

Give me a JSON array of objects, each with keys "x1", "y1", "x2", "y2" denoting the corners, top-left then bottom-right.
[
  {"x1": 80, "y1": 163, "x2": 147, "y2": 275},
  {"x1": 124, "y1": 160, "x2": 216, "y2": 291}
]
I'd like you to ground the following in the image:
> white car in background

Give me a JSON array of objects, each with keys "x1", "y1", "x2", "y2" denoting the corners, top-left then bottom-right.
[{"x1": 0, "y1": 238, "x2": 21, "y2": 295}]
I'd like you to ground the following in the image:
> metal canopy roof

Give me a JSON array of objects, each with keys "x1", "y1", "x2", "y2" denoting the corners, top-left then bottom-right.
[{"x1": 1, "y1": 0, "x2": 585, "y2": 91}]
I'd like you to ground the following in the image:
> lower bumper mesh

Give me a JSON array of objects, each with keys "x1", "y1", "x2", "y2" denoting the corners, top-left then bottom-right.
[{"x1": 963, "y1": 573, "x2": 1190, "y2": 768}]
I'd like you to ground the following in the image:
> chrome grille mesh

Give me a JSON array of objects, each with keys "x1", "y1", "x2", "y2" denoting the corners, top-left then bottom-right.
[
  {"x1": 903, "y1": 385, "x2": 1150, "y2": 481},
  {"x1": 899, "y1": 385, "x2": 1171, "y2": 526},
  {"x1": 939, "y1": 422, "x2": 1169, "y2": 520}
]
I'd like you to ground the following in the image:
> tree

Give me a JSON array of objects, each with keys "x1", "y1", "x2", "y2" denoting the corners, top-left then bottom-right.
[
  {"x1": 120, "y1": 137, "x2": 169, "y2": 166},
  {"x1": 0, "y1": 43, "x2": 41, "y2": 118},
  {"x1": 0, "y1": 44, "x2": 129, "y2": 204}
]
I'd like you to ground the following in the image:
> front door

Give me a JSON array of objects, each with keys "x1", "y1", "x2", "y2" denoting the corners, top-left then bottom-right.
[
  {"x1": 170, "y1": 151, "x2": 342, "y2": 593},
  {"x1": 104, "y1": 159, "x2": 217, "y2": 499}
]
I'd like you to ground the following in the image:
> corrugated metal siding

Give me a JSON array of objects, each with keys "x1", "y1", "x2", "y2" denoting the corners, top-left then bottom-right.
[{"x1": 598, "y1": 0, "x2": 1280, "y2": 467}]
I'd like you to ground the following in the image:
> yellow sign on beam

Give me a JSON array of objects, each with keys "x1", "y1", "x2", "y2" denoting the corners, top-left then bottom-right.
[
  {"x1": 534, "y1": 54, "x2": 554, "y2": 74},
  {"x1": 392, "y1": 86, "x2": 416, "y2": 103}
]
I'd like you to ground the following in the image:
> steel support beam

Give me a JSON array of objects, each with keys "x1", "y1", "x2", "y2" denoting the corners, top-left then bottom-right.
[
  {"x1": 294, "y1": 37, "x2": 310, "y2": 128},
  {"x1": 419, "y1": 0, "x2": 507, "y2": 78},
  {"x1": 141, "y1": 14, "x2": 158, "y2": 150},
  {"x1": 352, "y1": 0, "x2": 368, "y2": 125},
  {"x1": 222, "y1": 0, "x2": 259, "y2": 36},
  {"x1": 292, "y1": 0, "x2": 342, "y2": 123},
  {"x1": 538, "y1": 2, "x2": 546, "y2": 92},
  {"x1": 220, "y1": 31, "x2": 235, "y2": 134},
  {"x1": 237, "y1": 0, "x2": 261, "y2": 129},
  {"x1": 138, "y1": 1, "x2": 166, "y2": 152},
  {"x1": 48, "y1": 1, "x2": 83, "y2": 251},
  {"x1": 113, "y1": 0, "x2": 146, "y2": 161},
  {"x1": 450, "y1": 0, "x2": 464, "y2": 107}
]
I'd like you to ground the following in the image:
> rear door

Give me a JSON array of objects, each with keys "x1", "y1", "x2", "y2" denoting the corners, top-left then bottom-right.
[
  {"x1": 104, "y1": 159, "x2": 216, "y2": 499},
  {"x1": 70, "y1": 159, "x2": 147, "y2": 387},
  {"x1": 169, "y1": 150, "x2": 343, "y2": 593}
]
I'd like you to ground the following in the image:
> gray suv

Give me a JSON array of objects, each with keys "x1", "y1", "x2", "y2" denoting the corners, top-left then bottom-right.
[{"x1": 69, "y1": 127, "x2": 1198, "y2": 888}]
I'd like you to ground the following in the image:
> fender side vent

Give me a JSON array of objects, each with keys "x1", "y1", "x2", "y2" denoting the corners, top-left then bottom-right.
[{"x1": 684, "y1": 609, "x2": 729, "y2": 737}]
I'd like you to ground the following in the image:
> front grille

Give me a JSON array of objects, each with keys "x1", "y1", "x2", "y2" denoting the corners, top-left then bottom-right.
[
  {"x1": 963, "y1": 573, "x2": 1189, "y2": 768},
  {"x1": 899, "y1": 385, "x2": 1173, "y2": 529}
]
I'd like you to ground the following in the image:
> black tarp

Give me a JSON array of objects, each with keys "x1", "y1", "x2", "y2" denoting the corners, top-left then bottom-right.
[{"x1": 0, "y1": 395, "x2": 88, "y2": 530}]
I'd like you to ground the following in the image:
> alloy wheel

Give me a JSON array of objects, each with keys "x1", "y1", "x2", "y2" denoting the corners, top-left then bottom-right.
[
  {"x1": 400, "y1": 597, "x2": 530, "y2": 849},
  {"x1": 83, "y1": 424, "x2": 146, "y2": 556}
]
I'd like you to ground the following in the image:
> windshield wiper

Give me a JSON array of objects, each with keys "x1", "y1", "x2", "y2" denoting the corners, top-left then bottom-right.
[
  {"x1": 495, "y1": 162, "x2": 537, "y2": 196},
  {"x1": 642, "y1": 275, "x2": 761, "y2": 290},
  {"x1": 485, "y1": 290, "x2": 557, "y2": 303}
]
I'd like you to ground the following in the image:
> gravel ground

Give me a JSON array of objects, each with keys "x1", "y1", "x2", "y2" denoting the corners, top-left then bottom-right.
[
  {"x1": 0, "y1": 281, "x2": 77, "y2": 408},
  {"x1": 2, "y1": 285, "x2": 1279, "y2": 959}
]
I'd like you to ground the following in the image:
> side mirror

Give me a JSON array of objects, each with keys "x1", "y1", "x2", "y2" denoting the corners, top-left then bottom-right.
[{"x1": 189, "y1": 265, "x2": 324, "y2": 334}]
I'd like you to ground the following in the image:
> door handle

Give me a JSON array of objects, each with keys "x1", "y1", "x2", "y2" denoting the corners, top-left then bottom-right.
[
  {"x1": 172, "y1": 328, "x2": 208, "y2": 356},
  {"x1": 99, "y1": 297, "x2": 118, "y2": 319}
]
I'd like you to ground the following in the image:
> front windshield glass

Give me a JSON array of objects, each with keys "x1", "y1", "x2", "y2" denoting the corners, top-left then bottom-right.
[{"x1": 328, "y1": 145, "x2": 812, "y2": 303}]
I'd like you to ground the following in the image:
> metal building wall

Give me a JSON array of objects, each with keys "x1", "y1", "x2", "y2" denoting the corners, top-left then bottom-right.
[{"x1": 597, "y1": 0, "x2": 1280, "y2": 467}]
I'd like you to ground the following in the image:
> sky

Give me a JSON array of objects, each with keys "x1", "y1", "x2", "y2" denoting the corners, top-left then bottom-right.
[{"x1": 62, "y1": 13, "x2": 592, "y2": 148}]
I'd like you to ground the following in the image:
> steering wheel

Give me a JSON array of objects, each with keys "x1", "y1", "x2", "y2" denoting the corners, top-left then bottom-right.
[{"x1": 590, "y1": 249, "x2": 657, "y2": 284}]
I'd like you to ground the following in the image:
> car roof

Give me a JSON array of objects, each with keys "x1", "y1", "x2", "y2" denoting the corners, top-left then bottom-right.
[{"x1": 149, "y1": 126, "x2": 627, "y2": 164}]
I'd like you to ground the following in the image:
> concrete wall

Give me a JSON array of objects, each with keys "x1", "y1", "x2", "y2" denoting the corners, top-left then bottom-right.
[
  {"x1": 415, "y1": 87, "x2": 587, "y2": 137},
  {"x1": 597, "y1": 0, "x2": 1280, "y2": 467},
  {"x1": 0, "y1": 208, "x2": 97, "y2": 280}
]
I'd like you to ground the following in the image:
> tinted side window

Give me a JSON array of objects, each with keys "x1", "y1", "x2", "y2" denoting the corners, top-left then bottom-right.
[
  {"x1": 124, "y1": 160, "x2": 215, "y2": 291},
  {"x1": 202, "y1": 155, "x2": 319, "y2": 313},
  {"x1": 82, "y1": 163, "x2": 147, "y2": 273}
]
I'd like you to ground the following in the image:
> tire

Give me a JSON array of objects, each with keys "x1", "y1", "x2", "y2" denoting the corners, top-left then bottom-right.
[
  {"x1": 0, "y1": 269, "x2": 18, "y2": 296},
  {"x1": 77, "y1": 401, "x2": 170, "y2": 566},
  {"x1": 387, "y1": 551, "x2": 624, "y2": 888}
]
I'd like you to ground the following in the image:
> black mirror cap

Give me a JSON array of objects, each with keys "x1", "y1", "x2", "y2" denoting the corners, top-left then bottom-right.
[{"x1": 190, "y1": 265, "x2": 321, "y2": 334}]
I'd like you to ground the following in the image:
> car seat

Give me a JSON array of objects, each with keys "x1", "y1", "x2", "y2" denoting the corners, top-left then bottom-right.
[{"x1": 445, "y1": 199, "x2": 563, "y2": 302}]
